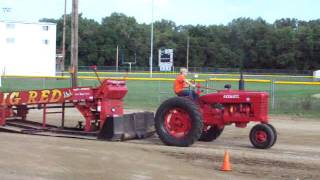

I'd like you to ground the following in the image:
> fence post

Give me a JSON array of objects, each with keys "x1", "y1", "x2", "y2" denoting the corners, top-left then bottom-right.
[
  {"x1": 211, "y1": 79, "x2": 214, "y2": 92},
  {"x1": 42, "y1": 78, "x2": 46, "y2": 89},
  {"x1": 158, "y1": 80, "x2": 161, "y2": 103},
  {"x1": 271, "y1": 80, "x2": 275, "y2": 110},
  {"x1": 205, "y1": 79, "x2": 209, "y2": 94}
]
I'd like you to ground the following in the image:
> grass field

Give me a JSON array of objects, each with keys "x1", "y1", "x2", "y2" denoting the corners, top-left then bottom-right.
[{"x1": 1, "y1": 72, "x2": 320, "y2": 118}]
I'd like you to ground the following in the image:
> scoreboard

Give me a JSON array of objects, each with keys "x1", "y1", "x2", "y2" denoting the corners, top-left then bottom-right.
[{"x1": 158, "y1": 49, "x2": 173, "y2": 72}]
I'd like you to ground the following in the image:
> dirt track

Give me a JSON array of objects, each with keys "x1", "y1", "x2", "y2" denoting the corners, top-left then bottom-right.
[{"x1": 0, "y1": 109, "x2": 319, "y2": 180}]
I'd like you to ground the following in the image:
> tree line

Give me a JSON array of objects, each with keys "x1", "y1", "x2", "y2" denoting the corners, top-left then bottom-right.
[{"x1": 41, "y1": 13, "x2": 320, "y2": 71}]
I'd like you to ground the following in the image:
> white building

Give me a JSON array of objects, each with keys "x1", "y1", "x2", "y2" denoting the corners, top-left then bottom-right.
[{"x1": 0, "y1": 21, "x2": 56, "y2": 76}]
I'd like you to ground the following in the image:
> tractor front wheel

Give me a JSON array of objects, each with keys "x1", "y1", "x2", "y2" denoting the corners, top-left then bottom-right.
[
  {"x1": 155, "y1": 97, "x2": 203, "y2": 147},
  {"x1": 199, "y1": 126, "x2": 224, "y2": 142},
  {"x1": 266, "y1": 123, "x2": 277, "y2": 147},
  {"x1": 249, "y1": 123, "x2": 276, "y2": 149}
]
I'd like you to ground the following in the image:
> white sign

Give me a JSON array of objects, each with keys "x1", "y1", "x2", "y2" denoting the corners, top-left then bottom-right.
[{"x1": 313, "y1": 70, "x2": 320, "y2": 82}]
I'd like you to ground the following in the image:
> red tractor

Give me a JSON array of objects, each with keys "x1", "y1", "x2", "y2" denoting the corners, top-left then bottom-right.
[{"x1": 154, "y1": 79, "x2": 277, "y2": 149}]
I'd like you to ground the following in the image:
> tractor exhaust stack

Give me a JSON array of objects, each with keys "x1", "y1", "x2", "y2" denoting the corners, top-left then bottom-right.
[{"x1": 239, "y1": 71, "x2": 245, "y2": 90}]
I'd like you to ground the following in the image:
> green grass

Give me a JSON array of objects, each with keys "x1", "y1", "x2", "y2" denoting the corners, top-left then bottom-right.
[{"x1": 1, "y1": 75, "x2": 320, "y2": 118}]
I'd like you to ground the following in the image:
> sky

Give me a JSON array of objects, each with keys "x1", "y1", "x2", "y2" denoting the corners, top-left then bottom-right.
[{"x1": 0, "y1": 0, "x2": 319, "y2": 25}]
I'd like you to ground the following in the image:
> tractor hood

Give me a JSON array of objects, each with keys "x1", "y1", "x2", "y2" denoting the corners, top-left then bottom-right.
[{"x1": 199, "y1": 90, "x2": 269, "y2": 104}]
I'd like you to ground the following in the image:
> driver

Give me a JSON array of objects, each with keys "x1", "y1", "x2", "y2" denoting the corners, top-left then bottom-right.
[{"x1": 174, "y1": 68, "x2": 198, "y2": 99}]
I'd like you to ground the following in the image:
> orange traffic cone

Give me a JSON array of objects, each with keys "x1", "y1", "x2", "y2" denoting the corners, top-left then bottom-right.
[{"x1": 220, "y1": 150, "x2": 232, "y2": 171}]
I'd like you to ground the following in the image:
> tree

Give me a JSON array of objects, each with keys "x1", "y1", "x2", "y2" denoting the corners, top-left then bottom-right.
[{"x1": 43, "y1": 13, "x2": 320, "y2": 72}]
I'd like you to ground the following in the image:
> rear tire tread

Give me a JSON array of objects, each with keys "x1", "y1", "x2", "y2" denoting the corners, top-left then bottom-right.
[
  {"x1": 199, "y1": 126, "x2": 224, "y2": 142},
  {"x1": 155, "y1": 97, "x2": 203, "y2": 147}
]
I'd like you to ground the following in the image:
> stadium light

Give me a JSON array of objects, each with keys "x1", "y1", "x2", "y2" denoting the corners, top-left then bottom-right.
[{"x1": 149, "y1": 0, "x2": 154, "y2": 78}]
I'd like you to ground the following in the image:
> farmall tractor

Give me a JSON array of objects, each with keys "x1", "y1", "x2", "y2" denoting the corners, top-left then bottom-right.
[{"x1": 154, "y1": 75, "x2": 277, "y2": 149}]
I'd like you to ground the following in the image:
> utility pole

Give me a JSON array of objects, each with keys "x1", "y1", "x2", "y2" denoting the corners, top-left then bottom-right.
[
  {"x1": 116, "y1": 45, "x2": 119, "y2": 72},
  {"x1": 61, "y1": 0, "x2": 67, "y2": 75},
  {"x1": 186, "y1": 36, "x2": 190, "y2": 70},
  {"x1": 149, "y1": 0, "x2": 154, "y2": 78},
  {"x1": 71, "y1": 0, "x2": 79, "y2": 87}
]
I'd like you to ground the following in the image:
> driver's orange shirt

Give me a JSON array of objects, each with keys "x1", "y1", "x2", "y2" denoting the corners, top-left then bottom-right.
[{"x1": 174, "y1": 74, "x2": 187, "y2": 94}]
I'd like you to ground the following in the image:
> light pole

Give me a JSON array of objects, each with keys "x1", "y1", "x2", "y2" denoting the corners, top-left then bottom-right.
[
  {"x1": 116, "y1": 45, "x2": 119, "y2": 72},
  {"x1": 186, "y1": 36, "x2": 190, "y2": 70},
  {"x1": 149, "y1": 0, "x2": 154, "y2": 78},
  {"x1": 61, "y1": 0, "x2": 67, "y2": 75}
]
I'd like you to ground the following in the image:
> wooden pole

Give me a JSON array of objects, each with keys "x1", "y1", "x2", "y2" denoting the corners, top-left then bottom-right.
[{"x1": 71, "y1": 0, "x2": 79, "y2": 87}]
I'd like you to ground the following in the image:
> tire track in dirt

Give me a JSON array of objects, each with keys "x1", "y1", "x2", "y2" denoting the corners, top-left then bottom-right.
[
  {"x1": 126, "y1": 130, "x2": 320, "y2": 180},
  {"x1": 132, "y1": 143, "x2": 320, "y2": 180}
]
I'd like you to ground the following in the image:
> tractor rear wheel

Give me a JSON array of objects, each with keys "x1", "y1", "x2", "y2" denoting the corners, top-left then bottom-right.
[
  {"x1": 249, "y1": 123, "x2": 276, "y2": 149},
  {"x1": 199, "y1": 126, "x2": 224, "y2": 142},
  {"x1": 155, "y1": 97, "x2": 203, "y2": 147}
]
